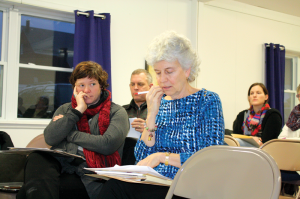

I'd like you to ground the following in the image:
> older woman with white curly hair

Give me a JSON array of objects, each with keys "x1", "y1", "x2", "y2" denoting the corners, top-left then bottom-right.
[{"x1": 98, "y1": 31, "x2": 224, "y2": 199}]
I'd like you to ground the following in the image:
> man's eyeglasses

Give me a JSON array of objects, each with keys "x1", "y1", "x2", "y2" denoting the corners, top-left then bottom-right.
[{"x1": 297, "y1": 94, "x2": 300, "y2": 98}]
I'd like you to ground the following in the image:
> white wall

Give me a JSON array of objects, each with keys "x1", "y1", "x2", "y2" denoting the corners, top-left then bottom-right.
[
  {"x1": 197, "y1": 0, "x2": 300, "y2": 129},
  {"x1": 3, "y1": 0, "x2": 300, "y2": 146},
  {"x1": 1, "y1": 0, "x2": 197, "y2": 147}
]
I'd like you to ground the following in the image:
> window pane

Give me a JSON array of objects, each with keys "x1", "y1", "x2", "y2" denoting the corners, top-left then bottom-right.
[
  {"x1": 0, "y1": 11, "x2": 3, "y2": 60},
  {"x1": 18, "y1": 68, "x2": 73, "y2": 118},
  {"x1": 284, "y1": 58, "x2": 293, "y2": 90},
  {"x1": 0, "y1": 65, "x2": 3, "y2": 117},
  {"x1": 284, "y1": 92, "x2": 295, "y2": 123},
  {"x1": 20, "y1": 15, "x2": 75, "y2": 68}
]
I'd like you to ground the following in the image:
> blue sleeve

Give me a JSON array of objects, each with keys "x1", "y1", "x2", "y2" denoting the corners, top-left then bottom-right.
[{"x1": 179, "y1": 92, "x2": 225, "y2": 165}]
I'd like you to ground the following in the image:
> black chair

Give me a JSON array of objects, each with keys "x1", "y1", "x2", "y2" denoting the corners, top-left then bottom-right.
[
  {"x1": 0, "y1": 136, "x2": 138, "y2": 199},
  {"x1": 122, "y1": 137, "x2": 137, "y2": 165},
  {"x1": 0, "y1": 131, "x2": 14, "y2": 150}
]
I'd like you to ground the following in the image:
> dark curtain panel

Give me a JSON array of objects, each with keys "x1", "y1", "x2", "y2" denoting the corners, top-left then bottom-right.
[
  {"x1": 73, "y1": 10, "x2": 112, "y2": 92},
  {"x1": 265, "y1": 43, "x2": 285, "y2": 125}
]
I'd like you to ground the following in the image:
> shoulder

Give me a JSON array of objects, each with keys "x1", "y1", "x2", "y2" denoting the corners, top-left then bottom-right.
[
  {"x1": 122, "y1": 104, "x2": 130, "y2": 109},
  {"x1": 264, "y1": 108, "x2": 282, "y2": 122},
  {"x1": 237, "y1": 109, "x2": 248, "y2": 118},
  {"x1": 111, "y1": 102, "x2": 127, "y2": 115},
  {"x1": 55, "y1": 102, "x2": 72, "y2": 113},
  {"x1": 196, "y1": 89, "x2": 221, "y2": 101},
  {"x1": 122, "y1": 99, "x2": 134, "y2": 110}
]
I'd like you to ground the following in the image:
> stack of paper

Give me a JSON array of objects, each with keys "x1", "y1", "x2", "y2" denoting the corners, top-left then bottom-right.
[{"x1": 85, "y1": 165, "x2": 172, "y2": 186}]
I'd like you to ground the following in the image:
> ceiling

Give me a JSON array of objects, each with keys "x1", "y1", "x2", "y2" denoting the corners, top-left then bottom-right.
[
  {"x1": 199, "y1": 0, "x2": 300, "y2": 18},
  {"x1": 233, "y1": 0, "x2": 300, "y2": 18}
]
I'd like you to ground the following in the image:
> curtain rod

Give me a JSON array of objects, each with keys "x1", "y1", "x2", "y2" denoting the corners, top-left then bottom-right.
[
  {"x1": 265, "y1": 44, "x2": 285, "y2": 51},
  {"x1": 77, "y1": 11, "x2": 106, "y2": 19}
]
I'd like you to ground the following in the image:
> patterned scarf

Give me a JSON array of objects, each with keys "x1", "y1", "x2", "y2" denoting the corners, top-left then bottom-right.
[
  {"x1": 243, "y1": 103, "x2": 270, "y2": 136},
  {"x1": 286, "y1": 104, "x2": 300, "y2": 131},
  {"x1": 71, "y1": 90, "x2": 121, "y2": 168}
]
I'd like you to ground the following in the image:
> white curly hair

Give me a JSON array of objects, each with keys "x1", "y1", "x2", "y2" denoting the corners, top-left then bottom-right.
[{"x1": 145, "y1": 31, "x2": 200, "y2": 82}]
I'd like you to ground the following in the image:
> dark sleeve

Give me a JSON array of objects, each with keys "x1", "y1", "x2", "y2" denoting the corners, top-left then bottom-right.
[
  {"x1": 233, "y1": 110, "x2": 247, "y2": 135},
  {"x1": 261, "y1": 110, "x2": 282, "y2": 143}
]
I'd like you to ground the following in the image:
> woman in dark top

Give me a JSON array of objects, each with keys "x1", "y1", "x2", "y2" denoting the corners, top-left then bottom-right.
[{"x1": 233, "y1": 83, "x2": 282, "y2": 146}]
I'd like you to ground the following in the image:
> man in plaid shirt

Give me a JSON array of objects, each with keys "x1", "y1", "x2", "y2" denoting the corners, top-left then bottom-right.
[{"x1": 123, "y1": 69, "x2": 153, "y2": 134}]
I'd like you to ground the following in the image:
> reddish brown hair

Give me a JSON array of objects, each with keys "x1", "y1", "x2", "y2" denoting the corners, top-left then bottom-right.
[{"x1": 69, "y1": 61, "x2": 109, "y2": 89}]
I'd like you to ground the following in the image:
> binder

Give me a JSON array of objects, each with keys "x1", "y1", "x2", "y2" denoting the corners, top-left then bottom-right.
[
  {"x1": 6, "y1": 147, "x2": 84, "y2": 159},
  {"x1": 231, "y1": 134, "x2": 260, "y2": 147}
]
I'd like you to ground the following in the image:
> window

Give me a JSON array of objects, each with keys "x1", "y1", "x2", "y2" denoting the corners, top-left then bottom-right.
[
  {"x1": 284, "y1": 55, "x2": 299, "y2": 123},
  {"x1": 0, "y1": 10, "x2": 3, "y2": 117},
  {"x1": 18, "y1": 15, "x2": 74, "y2": 119},
  {"x1": 0, "y1": 4, "x2": 75, "y2": 121}
]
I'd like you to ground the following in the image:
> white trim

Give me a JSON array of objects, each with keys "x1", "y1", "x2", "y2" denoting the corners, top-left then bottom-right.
[
  {"x1": 1, "y1": 1, "x2": 75, "y2": 22},
  {"x1": 19, "y1": 64, "x2": 73, "y2": 72},
  {"x1": 204, "y1": 0, "x2": 300, "y2": 27},
  {"x1": 6, "y1": 8, "x2": 20, "y2": 120},
  {"x1": 0, "y1": 120, "x2": 49, "y2": 129}
]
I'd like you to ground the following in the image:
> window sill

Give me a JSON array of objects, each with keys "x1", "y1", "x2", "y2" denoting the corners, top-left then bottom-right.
[{"x1": 0, "y1": 119, "x2": 50, "y2": 129}]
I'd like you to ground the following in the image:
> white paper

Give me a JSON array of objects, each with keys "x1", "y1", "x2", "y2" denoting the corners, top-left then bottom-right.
[
  {"x1": 127, "y1": 117, "x2": 141, "y2": 138},
  {"x1": 85, "y1": 165, "x2": 171, "y2": 180}
]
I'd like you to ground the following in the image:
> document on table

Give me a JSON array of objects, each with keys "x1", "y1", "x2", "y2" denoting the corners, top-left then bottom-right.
[{"x1": 127, "y1": 117, "x2": 141, "y2": 139}]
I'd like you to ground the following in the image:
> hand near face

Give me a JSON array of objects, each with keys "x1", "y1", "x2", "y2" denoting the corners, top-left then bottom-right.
[
  {"x1": 73, "y1": 87, "x2": 88, "y2": 113},
  {"x1": 137, "y1": 153, "x2": 162, "y2": 168},
  {"x1": 146, "y1": 86, "x2": 164, "y2": 117},
  {"x1": 131, "y1": 118, "x2": 145, "y2": 133}
]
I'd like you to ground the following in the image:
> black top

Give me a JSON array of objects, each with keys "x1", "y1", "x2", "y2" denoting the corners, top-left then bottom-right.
[{"x1": 232, "y1": 108, "x2": 282, "y2": 143}]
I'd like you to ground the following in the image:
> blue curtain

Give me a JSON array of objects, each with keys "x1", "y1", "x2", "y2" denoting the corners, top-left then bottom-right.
[
  {"x1": 73, "y1": 10, "x2": 112, "y2": 92},
  {"x1": 265, "y1": 43, "x2": 285, "y2": 125}
]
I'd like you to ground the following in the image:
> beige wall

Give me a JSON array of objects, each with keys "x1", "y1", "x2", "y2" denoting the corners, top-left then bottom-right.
[
  {"x1": 197, "y1": 1, "x2": 300, "y2": 129},
  {"x1": 2, "y1": 0, "x2": 300, "y2": 146},
  {"x1": 1, "y1": 0, "x2": 197, "y2": 147}
]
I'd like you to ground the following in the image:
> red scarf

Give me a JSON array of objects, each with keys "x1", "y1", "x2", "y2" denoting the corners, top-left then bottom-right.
[{"x1": 71, "y1": 90, "x2": 121, "y2": 168}]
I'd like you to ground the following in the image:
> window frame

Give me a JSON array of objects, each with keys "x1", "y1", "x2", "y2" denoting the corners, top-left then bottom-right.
[
  {"x1": 284, "y1": 54, "x2": 300, "y2": 123},
  {"x1": 0, "y1": 2, "x2": 75, "y2": 128}
]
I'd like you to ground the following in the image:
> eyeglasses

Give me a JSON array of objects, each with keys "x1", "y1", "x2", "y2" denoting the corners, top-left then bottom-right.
[{"x1": 297, "y1": 94, "x2": 300, "y2": 98}]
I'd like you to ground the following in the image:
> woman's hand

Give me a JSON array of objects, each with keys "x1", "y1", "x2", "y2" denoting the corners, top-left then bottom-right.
[
  {"x1": 137, "y1": 152, "x2": 163, "y2": 168},
  {"x1": 53, "y1": 114, "x2": 64, "y2": 121},
  {"x1": 146, "y1": 86, "x2": 164, "y2": 117},
  {"x1": 73, "y1": 87, "x2": 88, "y2": 113},
  {"x1": 252, "y1": 136, "x2": 263, "y2": 146}
]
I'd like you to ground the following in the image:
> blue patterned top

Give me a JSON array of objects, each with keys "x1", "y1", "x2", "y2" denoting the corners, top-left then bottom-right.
[{"x1": 134, "y1": 89, "x2": 224, "y2": 179}]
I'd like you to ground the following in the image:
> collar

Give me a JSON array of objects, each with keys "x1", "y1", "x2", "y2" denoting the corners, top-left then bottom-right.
[{"x1": 127, "y1": 99, "x2": 147, "y2": 110}]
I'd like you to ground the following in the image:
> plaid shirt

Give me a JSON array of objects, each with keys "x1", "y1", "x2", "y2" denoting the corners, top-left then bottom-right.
[{"x1": 122, "y1": 99, "x2": 147, "y2": 120}]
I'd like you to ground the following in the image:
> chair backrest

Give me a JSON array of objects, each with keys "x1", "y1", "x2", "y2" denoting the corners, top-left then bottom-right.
[
  {"x1": 26, "y1": 134, "x2": 51, "y2": 149},
  {"x1": 224, "y1": 135, "x2": 240, "y2": 146},
  {"x1": 166, "y1": 146, "x2": 281, "y2": 199},
  {"x1": 260, "y1": 139, "x2": 300, "y2": 171}
]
